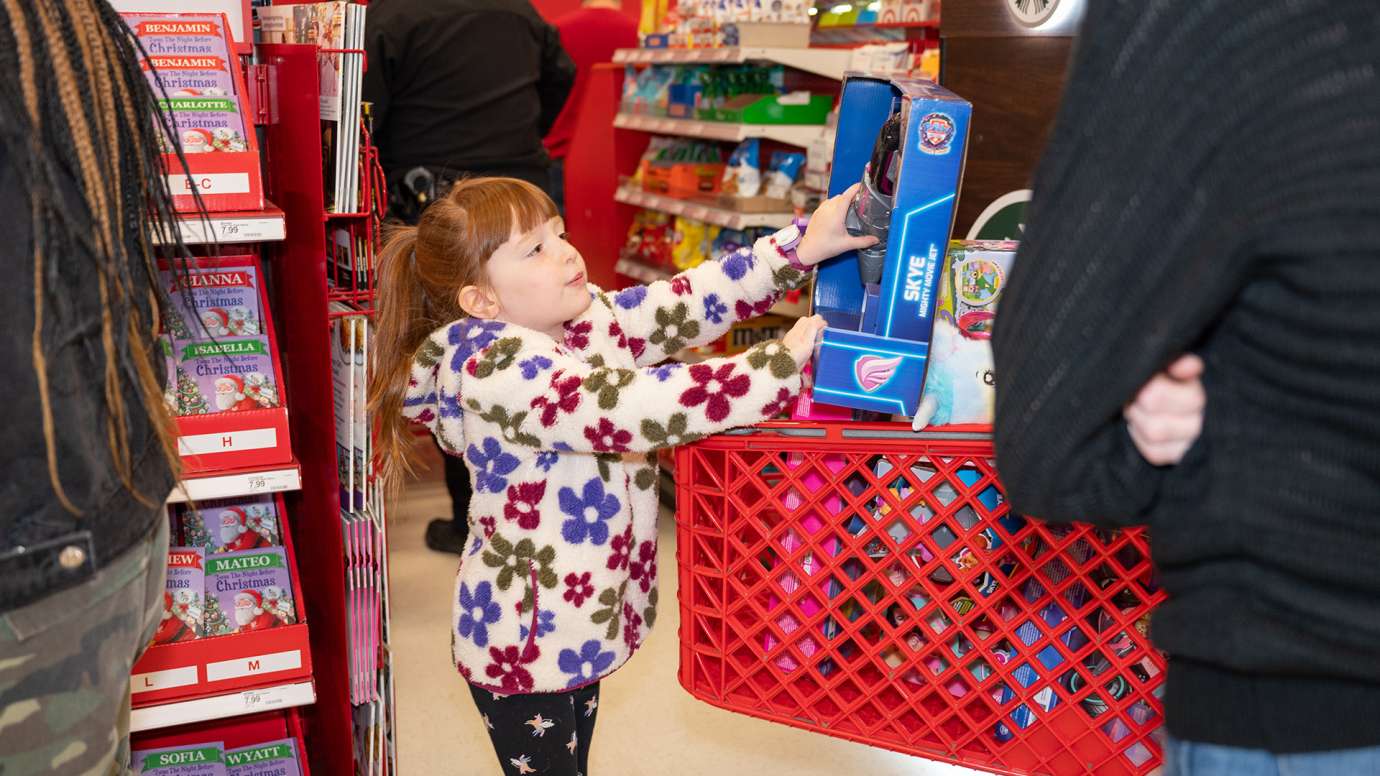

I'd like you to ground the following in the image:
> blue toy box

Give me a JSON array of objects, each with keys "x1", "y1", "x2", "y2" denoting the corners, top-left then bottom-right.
[{"x1": 806, "y1": 75, "x2": 971, "y2": 416}]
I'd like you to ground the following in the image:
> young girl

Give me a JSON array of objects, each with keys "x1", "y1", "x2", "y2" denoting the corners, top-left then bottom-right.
[{"x1": 372, "y1": 177, "x2": 873, "y2": 775}]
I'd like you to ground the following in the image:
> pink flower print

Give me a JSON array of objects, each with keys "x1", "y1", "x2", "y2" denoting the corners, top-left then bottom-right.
[
  {"x1": 504, "y1": 481, "x2": 546, "y2": 530},
  {"x1": 735, "y1": 295, "x2": 775, "y2": 320},
  {"x1": 761, "y1": 386, "x2": 797, "y2": 418},
  {"x1": 670, "y1": 274, "x2": 693, "y2": 296},
  {"x1": 564, "y1": 320, "x2": 593, "y2": 350},
  {"x1": 485, "y1": 644, "x2": 540, "y2": 693},
  {"x1": 584, "y1": 418, "x2": 633, "y2": 453},
  {"x1": 607, "y1": 524, "x2": 633, "y2": 571},
  {"x1": 679, "y1": 362, "x2": 751, "y2": 422},
  {"x1": 478, "y1": 515, "x2": 497, "y2": 538},
  {"x1": 622, "y1": 602, "x2": 644, "y2": 651},
  {"x1": 629, "y1": 540, "x2": 657, "y2": 593},
  {"x1": 531, "y1": 371, "x2": 583, "y2": 427},
  {"x1": 564, "y1": 572, "x2": 595, "y2": 608}
]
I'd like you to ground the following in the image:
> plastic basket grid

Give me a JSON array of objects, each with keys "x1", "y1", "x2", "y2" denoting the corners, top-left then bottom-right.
[{"x1": 675, "y1": 424, "x2": 1167, "y2": 776}]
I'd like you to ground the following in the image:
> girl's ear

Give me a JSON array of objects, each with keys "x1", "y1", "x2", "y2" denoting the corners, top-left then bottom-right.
[{"x1": 458, "y1": 284, "x2": 501, "y2": 319}]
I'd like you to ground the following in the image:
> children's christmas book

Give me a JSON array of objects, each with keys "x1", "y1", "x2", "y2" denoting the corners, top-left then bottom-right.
[
  {"x1": 205, "y1": 548, "x2": 297, "y2": 636},
  {"x1": 153, "y1": 547, "x2": 205, "y2": 645},
  {"x1": 161, "y1": 257, "x2": 265, "y2": 341},
  {"x1": 164, "y1": 336, "x2": 280, "y2": 415},
  {"x1": 225, "y1": 739, "x2": 302, "y2": 776},
  {"x1": 133, "y1": 742, "x2": 228, "y2": 776},
  {"x1": 125, "y1": 15, "x2": 249, "y2": 154},
  {"x1": 179, "y1": 496, "x2": 281, "y2": 555}
]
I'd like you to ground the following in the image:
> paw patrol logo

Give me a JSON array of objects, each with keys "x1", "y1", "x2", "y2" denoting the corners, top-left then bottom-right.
[{"x1": 918, "y1": 112, "x2": 956, "y2": 155}]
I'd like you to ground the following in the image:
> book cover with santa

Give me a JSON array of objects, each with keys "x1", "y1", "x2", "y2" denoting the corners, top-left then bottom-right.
[
  {"x1": 224, "y1": 739, "x2": 302, "y2": 776},
  {"x1": 179, "y1": 496, "x2": 281, "y2": 555},
  {"x1": 124, "y1": 14, "x2": 248, "y2": 155},
  {"x1": 205, "y1": 548, "x2": 296, "y2": 636},
  {"x1": 154, "y1": 547, "x2": 205, "y2": 645},
  {"x1": 132, "y1": 742, "x2": 228, "y2": 776},
  {"x1": 164, "y1": 336, "x2": 280, "y2": 416},
  {"x1": 160, "y1": 257, "x2": 265, "y2": 342}
]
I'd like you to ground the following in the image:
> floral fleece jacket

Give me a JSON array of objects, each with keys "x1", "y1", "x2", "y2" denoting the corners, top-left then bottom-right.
[{"x1": 402, "y1": 228, "x2": 810, "y2": 695}]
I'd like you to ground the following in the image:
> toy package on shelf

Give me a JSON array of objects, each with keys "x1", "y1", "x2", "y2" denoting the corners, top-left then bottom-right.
[
  {"x1": 913, "y1": 240, "x2": 1018, "y2": 429},
  {"x1": 671, "y1": 217, "x2": 721, "y2": 270},
  {"x1": 620, "y1": 210, "x2": 676, "y2": 269},
  {"x1": 662, "y1": 0, "x2": 811, "y2": 48},
  {"x1": 257, "y1": 2, "x2": 368, "y2": 212},
  {"x1": 158, "y1": 255, "x2": 292, "y2": 471},
  {"x1": 640, "y1": 139, "x2": 726, "y2": 197},
  {"x1": 120, "y1": 12, "x2": 263, "y2": 212}
]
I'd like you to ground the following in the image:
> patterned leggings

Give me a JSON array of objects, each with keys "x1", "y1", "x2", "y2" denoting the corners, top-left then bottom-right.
[{"x1": 468, "y1": 682, "x2": 601, "y2": 776}]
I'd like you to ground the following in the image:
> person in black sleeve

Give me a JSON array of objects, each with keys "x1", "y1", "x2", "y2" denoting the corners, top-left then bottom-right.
[
  {"x1": 364, "y1": 0, "x2": 575, "y2": 554},
  {"x1": 992, "y1": 3, "x2": 1380, "y2": 774}
]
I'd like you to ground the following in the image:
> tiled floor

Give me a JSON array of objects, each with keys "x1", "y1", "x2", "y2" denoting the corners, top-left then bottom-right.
[{"x1": 390, "y1": 449, "x2": 983, "y2": 775}]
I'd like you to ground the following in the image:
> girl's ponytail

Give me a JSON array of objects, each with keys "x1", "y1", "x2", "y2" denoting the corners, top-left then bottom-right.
[
  {"x1": 370, "y1": 224, "x2": 430, "y2": 497},
  {"x1": 369, "y1": 176, "x2": 558, "y2": 500}
]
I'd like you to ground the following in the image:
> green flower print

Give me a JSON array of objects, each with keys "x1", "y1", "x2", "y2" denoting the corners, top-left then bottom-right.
[
  {"x1": 774, "y1": 264, "x2": 808, "y2": 290},
  {"x1": 415, "y1": 338, "x2": 444, "y2": 368},
  {"x1": 640, "y1": 412, "x2": 702, "y2": 448},
  {"x1": 746, "y1": 340, "x2": 797, "y2": 379},
  {"x1": 583, "y1": 367, "x2": 637, "y2": 410},
  {"x1": 467, "y1": 337, "x2": 523, "y2": 379},
  {"x1": 590, "y1": 580, "x2": 629, "y2": 641},
  {"x1": 482, "y1": 533, "x2": 559, "y2": 595},
  {"x1": 595, "y1": 453, "x2": 622, "y2": 483},
  {"x1": 644, "y1": 586, "x2": 659, "y2": 629},
  {"x1": 634, "y1": 466, "x2": 658, "y2": 491},
  {"x1": 648, "y1": 303, "x2": 701, "y2": 355},
  {"x1": 478, "y1": 404, "x2": 542, "y2": 448}
]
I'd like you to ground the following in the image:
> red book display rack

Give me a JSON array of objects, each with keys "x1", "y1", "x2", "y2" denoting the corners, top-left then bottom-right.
[
  {"x1": 131, "y1": 708, "x2": 313, "y2": 776},
  {"x1": 132, "y1": 495, "x2": 313, "y2": 716},
  {"x1": 676, "y1": 421, "x2": 1167, "y2": 776}
]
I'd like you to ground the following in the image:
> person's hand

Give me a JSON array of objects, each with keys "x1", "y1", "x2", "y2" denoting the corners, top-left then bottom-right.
[
  {"x1": 796, "y1": 183, "x2": 880, "y2": 267},
  {"x1": 782, "y1": 315, "x2": 827, "y2": 368},
  {"x1": 1125, "y1": 355, "x2": 1206, "y2": 466}
]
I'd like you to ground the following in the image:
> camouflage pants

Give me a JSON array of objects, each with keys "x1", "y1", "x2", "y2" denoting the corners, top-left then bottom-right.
[{"x1": 0, "y1": 518, "x2": 168, "y2": 776}]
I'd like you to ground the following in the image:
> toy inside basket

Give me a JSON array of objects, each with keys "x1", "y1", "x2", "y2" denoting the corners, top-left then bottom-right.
[{"x1": 676, "y1": 422, "x2": 1166, "y2": 776}]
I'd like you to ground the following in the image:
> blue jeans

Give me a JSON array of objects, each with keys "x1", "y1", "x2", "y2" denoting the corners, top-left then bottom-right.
[{"x1": 1166, "y1": 736, "x2": 1380, "y2": 776}]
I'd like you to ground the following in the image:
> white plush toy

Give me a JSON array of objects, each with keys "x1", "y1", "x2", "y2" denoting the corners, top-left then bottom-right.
[{"x1": 913, "y1": 314, "x2": 996, "y2": 430}]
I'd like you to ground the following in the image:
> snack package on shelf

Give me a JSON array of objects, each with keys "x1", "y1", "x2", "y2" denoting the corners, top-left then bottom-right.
[
  {"x1": 204, "y1": 548, "x2": 297, "y2": 636},
  {"x1": 913, "y1": 241, "x2": 1018, "y2": 429},
  {"x1": 621, "y1": 210, "x2": 676, "y2": 269},
  {"x1": 154, "y1": 546, "x2": 205, "y2": 645},
  {"x1": 671, "y1": 217, "x2": 721, "y2": 270},
  {"x1": 225, "y1": 739, "x2": 302, "y2": 776},
  {"x1": 721, "y1": 139, "x2": 762, "y2": 197},
  {"x1": 133, "y1": 742, "x2": 228, "y2": 776},
  {"x1": 641, "y1": 139, "x2": 726, "y2": 197},
  {"x1": 764, "y1": 150, "x2": 806, "y2": 199},
  {"x1": 178, "y1": 496, "x2": 282, "y2": 554}
]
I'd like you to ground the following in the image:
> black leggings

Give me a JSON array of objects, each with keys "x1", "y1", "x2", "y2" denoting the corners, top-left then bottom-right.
[{"x1": 468, "y1": 682, "x2": 601, "y2": 776}]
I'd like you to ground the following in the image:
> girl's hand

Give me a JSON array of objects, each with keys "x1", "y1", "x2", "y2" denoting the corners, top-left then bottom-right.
[
  {"x1": 796, "y1": 183, "x2": 881, "y2": 267},
  {"x1": 1125, "y1": 355, "x2": 1206, "y2": 466},
  {"x1": 782, "y1": 315, "x2": 828, "y2": 368}
]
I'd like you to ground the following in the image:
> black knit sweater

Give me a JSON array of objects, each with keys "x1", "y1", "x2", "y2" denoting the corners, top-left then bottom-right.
[{"x1": 992, "y1": 2, "x2": 1380, "y2": 754}]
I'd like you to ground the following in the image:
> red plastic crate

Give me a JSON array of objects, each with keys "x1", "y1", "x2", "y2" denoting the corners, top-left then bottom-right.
[{"x1": 675, "y1": 421, "x2": 1167, "y2": 776}]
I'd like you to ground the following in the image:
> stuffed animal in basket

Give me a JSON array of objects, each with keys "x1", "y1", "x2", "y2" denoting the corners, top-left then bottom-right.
[{"x1": 913, "y1": 313, "x2": 995, "y2": 429}]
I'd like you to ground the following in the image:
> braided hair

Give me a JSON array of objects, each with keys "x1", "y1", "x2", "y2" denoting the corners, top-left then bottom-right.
[{"x1": 0, "y1": 0, "x2": 191, "y2": 513}]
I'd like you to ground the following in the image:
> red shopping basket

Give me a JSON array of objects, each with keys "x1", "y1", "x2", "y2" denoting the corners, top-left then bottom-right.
[{"x1": 675, "y1": 421, "x2": 1166, "y2": 776}]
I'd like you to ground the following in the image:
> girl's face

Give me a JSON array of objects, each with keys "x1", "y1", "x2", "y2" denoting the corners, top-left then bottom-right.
[{"x1": 484, "y1": 216, "x2": 590, "y2": 339}]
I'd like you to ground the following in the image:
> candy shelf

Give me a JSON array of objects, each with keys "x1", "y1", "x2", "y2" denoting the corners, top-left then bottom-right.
[
  {"x1": 131, "y1": 681, "x2": 316, "y2": 733},
  {"x1": 166, "y1": 462, "x2": 303, "y2": 504},
  {"x1": 613, "y1": 46, "x2": 852, "y2": 80},
  {"x1": 615, "y1": 183, "x2": 794, "y2": 229},
  {"x1": 158, "y1": 204, "x2": 288, "y2": 246},
  {"x1": 614, "y1": 112, "x2": 826, "y2": 147}
]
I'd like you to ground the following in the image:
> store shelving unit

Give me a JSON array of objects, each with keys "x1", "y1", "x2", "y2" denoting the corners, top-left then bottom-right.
[
  {"x1": 613, "y1": 112, "x2": 826, "y2": 147},
  {"x1": 166, "y1": 462, "x2": 303, "y2": 504},
  {"x1": 614, "y1": 183, "x2": 794, "y2": 229},
  {"x1": 613, "y1": 45, "x2": 852, "y2": 80},
  {"x1": 132, "y1": 682, "x2": 316, "y2": 733},
  {"x1": 157, "y1": 204, "x2": 288, "y2": 245}
]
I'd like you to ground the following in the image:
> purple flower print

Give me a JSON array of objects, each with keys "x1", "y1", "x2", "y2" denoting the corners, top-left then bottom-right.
[
  {"x1": 720, "y1": 247, "x2": 755, "y2": 281},
  {"x1": 448, "y1": 319, "x2": 504, "y2": 371},
  {"x1": 458, "y1": 581, "x2": 502, "y2": 647},
  {"x1": 703, "y1": 293, "x2": 728, "y2": 325},
  {"x1": 467, "y1": 437, "x2": 520, "y2": 493},
  {"x1": 559, "y1": 477, "x2": 620, "y2": 545},
  {"x1": 558, "y1": 640, "x2": 617, "y2": 688},
  {"x1": 614, "y1": 286, "x2": 647, "y2": 310}
]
